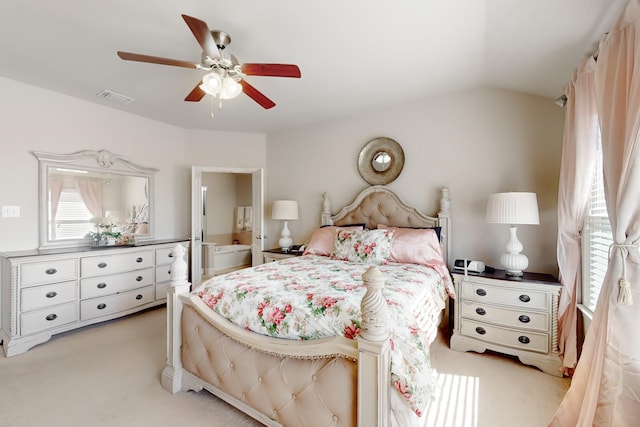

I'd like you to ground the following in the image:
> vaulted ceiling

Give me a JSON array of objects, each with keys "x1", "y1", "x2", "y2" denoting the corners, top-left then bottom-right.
[{"x1": 0, "y1": 0, "x2": 628, "y2": 133}]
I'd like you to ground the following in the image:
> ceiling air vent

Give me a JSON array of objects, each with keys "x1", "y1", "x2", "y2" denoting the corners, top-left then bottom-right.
[{"x1": 96, "y1": 90, "x2": 135, "y2": 105}]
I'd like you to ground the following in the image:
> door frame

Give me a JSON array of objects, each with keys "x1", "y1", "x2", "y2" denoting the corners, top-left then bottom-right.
[{"x1": 191, "y1": 166, "x2": 264, "y2": 286}]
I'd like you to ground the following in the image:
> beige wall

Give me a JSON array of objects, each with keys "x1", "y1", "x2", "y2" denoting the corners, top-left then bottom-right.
[
  {"x1": 0, "y1": 76, "x2": 266, "y2": 252},
  {"x1": 266, "y1": 87, "x2": 564, "y2": 275}
]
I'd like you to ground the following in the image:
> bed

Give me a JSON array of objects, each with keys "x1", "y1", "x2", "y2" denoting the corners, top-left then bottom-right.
[{"x1": 162, "y1": 186, "x2": 453, "y2": 427}]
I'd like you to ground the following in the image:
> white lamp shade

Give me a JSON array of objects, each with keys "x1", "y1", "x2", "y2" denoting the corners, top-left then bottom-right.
[
  {"x1": 486, "y1": 192, "x2": 539, "y2": 225},
  {"x1": 272, "y1": 200, "x2": 299, "y2": 220}
]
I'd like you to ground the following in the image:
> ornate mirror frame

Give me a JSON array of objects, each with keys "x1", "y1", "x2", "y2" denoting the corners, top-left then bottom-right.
[
  {"x1": 357, "y1": 137, "x2": 405, "y2": 185},
  {"x1": 33, "y1": 149, "x2": 158, "y2": 249}
]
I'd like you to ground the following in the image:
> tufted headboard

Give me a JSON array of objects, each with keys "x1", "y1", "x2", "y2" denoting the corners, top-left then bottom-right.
[{"x1": 321, "y1": 186, "x2": 451, "y2": 264}]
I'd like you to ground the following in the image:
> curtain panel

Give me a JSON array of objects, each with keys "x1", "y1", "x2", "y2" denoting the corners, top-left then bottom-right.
[{"x1": 550, "y1": 0, "x2": 640, "y2": 425}]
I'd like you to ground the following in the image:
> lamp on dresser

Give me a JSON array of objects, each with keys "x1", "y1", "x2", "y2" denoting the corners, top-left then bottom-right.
[
  {"x1": 272, "y1": 200, "x2": 298, "y2": 252},
  {"x1": 486, "y1": 192, "x2": 540, "y2": 276}
]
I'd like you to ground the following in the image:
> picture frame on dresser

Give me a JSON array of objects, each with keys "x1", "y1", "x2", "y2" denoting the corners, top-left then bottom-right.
[{"x1": 450, "y1": 268, "x2": 564, "y2": 377}]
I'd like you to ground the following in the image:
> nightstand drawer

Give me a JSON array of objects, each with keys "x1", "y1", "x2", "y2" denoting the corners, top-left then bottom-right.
[
  {"x1": 460, "y1": 301, "x2": 548, "y2": 331},
  {"x1": 460, "y1": 280, "x2": 548, "y2": 309},
  {"x1": 460, "y1": 319, "x2": 549, "y2": 354}
]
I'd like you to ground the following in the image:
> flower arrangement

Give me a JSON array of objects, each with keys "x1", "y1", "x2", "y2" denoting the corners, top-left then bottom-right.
[{"x1": 86, "y1": 217, "x2": 133, "y2": 246}]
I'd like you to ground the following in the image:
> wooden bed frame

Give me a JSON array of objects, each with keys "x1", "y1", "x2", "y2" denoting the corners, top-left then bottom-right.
[{"x1": 161, "y1": 186, "x2": 451, "y2": 427}]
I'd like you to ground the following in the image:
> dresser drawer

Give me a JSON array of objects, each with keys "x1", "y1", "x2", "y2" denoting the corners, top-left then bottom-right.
[
  {"x1": 460, "y1": 301, "x2": 548, "y2": 331},
  {"x1": 20, "y1": 302, "x2": 78, "y2": 335},
  {"x1": 21, "y1": 280, "x2": 78, "y2": 312},
  {"x1": 460, "y1": 319, "x2": 549, "y2": 354},
  {"x1": 155, "y1": 247, "x2": 176, "y2": 265},
  {"x1": 460, "y1": 280, "x2": 548, "y2": 310},
  {"x1": 80, "y1": 286, "x2": 154, "y2": 320},
  {"x1": 80, "y1": 250, "x2": 154, "y2": 277},
  {"x1": 155, "y1": 264, "x2": 172, "y2": 284},
  {"x1": 21, "y1": 259, "x2": 77, "y2": 287},
  {"x1": 155, "y1": 282, "x2": 168, "y2": 300},
  {"x1": 80, "y1": 268, "x2": 154, "y2": 299}
]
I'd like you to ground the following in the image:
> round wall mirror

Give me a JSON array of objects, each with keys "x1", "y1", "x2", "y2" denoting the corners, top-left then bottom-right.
[{"x1": 358, "y1": 137, "x2": 404, "y2": 185}]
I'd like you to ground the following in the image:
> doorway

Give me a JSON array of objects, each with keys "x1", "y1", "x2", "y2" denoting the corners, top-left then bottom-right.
[{"x1": 191, "y1": 166, "x2": 264, "y2": 286}]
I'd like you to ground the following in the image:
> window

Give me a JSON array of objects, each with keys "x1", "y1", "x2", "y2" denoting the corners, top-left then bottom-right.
[
  {"x1": 581, "y1": 138, "x2": 613, "y2": 314},
  {"x1": 49, "y1": 188, "x2": 94, "y2": 240}
]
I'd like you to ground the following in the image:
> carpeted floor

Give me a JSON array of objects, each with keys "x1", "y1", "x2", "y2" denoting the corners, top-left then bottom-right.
[{"x1": 0, "y1": 306, "x2": 569, "y2": 426}]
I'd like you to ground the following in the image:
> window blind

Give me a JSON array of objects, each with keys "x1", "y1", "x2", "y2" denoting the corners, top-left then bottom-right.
[{"x1": 51, "y1": 189, "x2": 94, "y2": 239}]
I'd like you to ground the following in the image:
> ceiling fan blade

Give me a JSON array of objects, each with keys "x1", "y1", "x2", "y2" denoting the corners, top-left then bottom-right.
[
  {"x1": 241, "y1": 63, "x2": 301, "y2": 78},
  {"x1": 239, "y1": 80, "x2": 276, "y2": 109},
  {"x1": 117, "y1": 51, "x2": 197, "y2": 69},
  {"x1": 181, "y1": 14, "x2": 221, "y2": 60},
  {"x1": 185, "y1": 82, "x2": 206, "y2": 102}
]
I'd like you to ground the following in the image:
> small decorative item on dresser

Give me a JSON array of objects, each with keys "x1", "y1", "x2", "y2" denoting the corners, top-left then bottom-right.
[{"x1": 450, "y1": 268, "x2": 563, "y2": 377}]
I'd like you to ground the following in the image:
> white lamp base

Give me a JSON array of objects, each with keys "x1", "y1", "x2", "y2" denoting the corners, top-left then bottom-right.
[
  {"x1": 279, "y1": 220, "x2": 293, "y2": 252},
  {"x1": 500, "y1": 226, "x2": 528, "y2": 276}
]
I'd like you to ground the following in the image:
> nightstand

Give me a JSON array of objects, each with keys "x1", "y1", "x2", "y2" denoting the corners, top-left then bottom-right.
[
  {"x1": 450, "y1": 269, "x2": 563, "y2": 377},
  {"x1": 262, "y1": 248, "x2": 303, "y2": 263}
]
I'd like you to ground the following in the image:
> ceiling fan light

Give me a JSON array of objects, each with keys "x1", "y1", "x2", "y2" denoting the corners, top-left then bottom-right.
[
  {"x1": 220, "y1": 76, "x2": 242, "y2": 99},
  {"x1": 200, "y1": 72, "x2": 222, "y2": 95}
]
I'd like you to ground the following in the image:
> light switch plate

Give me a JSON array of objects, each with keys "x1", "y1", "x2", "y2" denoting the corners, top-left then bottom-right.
[{"x1": 2, "y1": 205, "x2": 20, "y2": 218}]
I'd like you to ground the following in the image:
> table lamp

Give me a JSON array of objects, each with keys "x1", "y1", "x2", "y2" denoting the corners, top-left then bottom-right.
[
  {"x1": 486, "y1": 192, "x2": 539, "y2": 276},
  {"x1": 272, "y1": 200, "x2": 298, "y2": 252}
]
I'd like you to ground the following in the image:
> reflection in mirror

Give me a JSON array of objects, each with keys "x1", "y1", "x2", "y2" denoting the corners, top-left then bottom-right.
[
  {"x1": 372, "y1": 151, "x2": 391, "y2": 172},
  {"x1": 33, "y1": 150, "x2": 158, "y2": 249}
]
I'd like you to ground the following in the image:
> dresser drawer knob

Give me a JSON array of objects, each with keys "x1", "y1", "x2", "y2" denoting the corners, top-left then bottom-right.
[
  {"x1": 45, "y1": 268, "x2": 58, "y2": 275},
  {"x1": 135, "y1": 294, "x2": 143, "y2": 300},
  {"x1": 97, "y1": 283, "x2": 107, "y2": 289},
  {"x1": 136, "y1": 257, "x2": 143, "y2": 263},
  {"x1": 45, "y1": 291, "x2": 57, "y2": 298},
  {"x1": 519, "y1": 294, "x2": 531, "y2": 303},
  {"x1": 476, "y1": 288, "x2": 487, "y2": 297},
  {"x1": 168, "y1": 253, "x2": 173, "y2": 258},
  {"x1": 475, "y1": 307, "x2": 486, "y2": 315},
  {"x1": 518, "y1": 315, "x2": 531, "y2": 323},
  {"x1": 518, "y1": 336, "x2": 531, "y2": 344},
  {"x1": 475, "y1": 327, "x2": 486, "y2": 335},
  {"x1": 97, "y1": 303, "x2": 107, "y2": 310},
  {"x1": 45, "y1": 313, "x2": 57, "y2": 321},
  {"x1": 136, "y1": 276, "x2": 143, "y2": 282},
  {"x1": 98, "y1": 262, "x2": 108, "y2": 269}
]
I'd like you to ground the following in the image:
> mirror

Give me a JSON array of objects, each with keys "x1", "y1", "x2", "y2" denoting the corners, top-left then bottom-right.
[
  {"x1": 33, "y1": 150, "x2": 158, "y2": 249},
  {"x1": 357, "y1": 137, "x2": 404, "y2": 185}
]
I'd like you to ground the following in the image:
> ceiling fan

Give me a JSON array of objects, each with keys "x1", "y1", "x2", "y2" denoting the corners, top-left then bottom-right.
[{"x1": 117, "y1": 14, "x2": 301, "y2": 111}]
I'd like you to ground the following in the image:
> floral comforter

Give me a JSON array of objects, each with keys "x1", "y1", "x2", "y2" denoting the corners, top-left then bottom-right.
[{"x1": 196, "y1": 254, "x2": 455, "y2": 416}]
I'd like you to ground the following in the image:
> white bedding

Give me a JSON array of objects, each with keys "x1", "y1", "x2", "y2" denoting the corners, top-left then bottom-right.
[{"x1": 196, "y1": 255, "x2": 454, "y2": 417}]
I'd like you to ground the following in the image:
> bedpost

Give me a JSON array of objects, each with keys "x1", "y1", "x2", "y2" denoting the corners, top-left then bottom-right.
[
  {"x1": 358, "y1": 266, "x2": 391, "y2": 427},
  {"x1": 438, "y1": 187, "x2": 452, "y2": 265},
  {"x1": 161, "y1": 244, "x2": 191, "y2": 394},
  {"x1": 321, "y1": 192, "x2": 333, "y2": 226}
]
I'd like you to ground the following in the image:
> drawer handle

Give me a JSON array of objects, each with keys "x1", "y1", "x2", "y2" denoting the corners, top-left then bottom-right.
[
  {"x1": 476, "y1": 288, "x2": 487, "y2": 297},
  {"x1": 136, "y1": 257, "x2": 143, "y2": 263},
  {"x1": 97, "y1": 283, "x2": 107, "y2": 289},
  {"x1": 45, "y1": 268, "x2": 58, "y2": 275},
  {"x1": 518, "y1": 315, "x2": 531, "y2": 323},
  {"x1": 97, "y1": 303, "x2": 107, "y2": 310},
  {"x1": 168, "y1": 270, "x2": 171, "y2": 275},
  {"x1": 136, "y1": 276, "x2": 143, "y2": 282},
  {"x1": 475, "y1": 307, "x2": 486, "y2": 315},
  {"x1": 45, "y1": 313, "x2": 57, "y2": 321},
  {"x1": 168, "y1": 253, "x2": 173, "y2": 258},
  {"x1": 475, "y1": 327, "x2": 486, "y2": 335},
  {"x1": 98, "y1": 262, "x2": 107, "y2": 269},
  {"x1": 45, "y1": 291, "x2": 57, "y2": 298},
  {"x1": 519, "y1": 294, "x2": 531, "y2": 303},
  {"x1": 518, "y1": 335, "x2": 531, "y2": 344},
  {"x1": 135, "y1": 294, "x2": 143, "y2": 300}
]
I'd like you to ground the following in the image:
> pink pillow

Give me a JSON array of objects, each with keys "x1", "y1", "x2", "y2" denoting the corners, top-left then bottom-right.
[
  {"x1": 303, "y1": 226, "x2": 364, "y2": 256},
  {"x1": 378, "y1": 225, "x2": 448, "y2": 275}
]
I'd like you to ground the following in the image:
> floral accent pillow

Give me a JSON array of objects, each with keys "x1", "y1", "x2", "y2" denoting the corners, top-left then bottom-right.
[
  {"x1": 303, "y1": 225, "x2": 366, "y2": 256},
  {"x1": 330, "y1": 229, "x2": 394, "y2": 264}
]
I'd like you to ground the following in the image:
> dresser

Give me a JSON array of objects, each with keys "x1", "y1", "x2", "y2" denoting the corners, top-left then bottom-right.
[
  {"x1": 262, "y1": 248, "x2": 303, "y2": 263},
  {"x1": 0, "y1": 239, "x2": 188, "y2": 357},
  {"x1": 450, "y1": 269, "x2": 563, "y2": 377}
]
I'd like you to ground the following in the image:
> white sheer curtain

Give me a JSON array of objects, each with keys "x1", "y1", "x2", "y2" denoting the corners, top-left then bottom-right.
[
  {"x1": 550, "y1": 0, "x2": 640, "y2": 425},
  {"x1": 555, "y1": 57, "x2": 599, "y2": 376},
  {"x1": 75, "y1": 180, "x2": 103, "y2": 219},
  {"x1": 48, "y1": 178, "x2": 64, "y2": 240}
]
